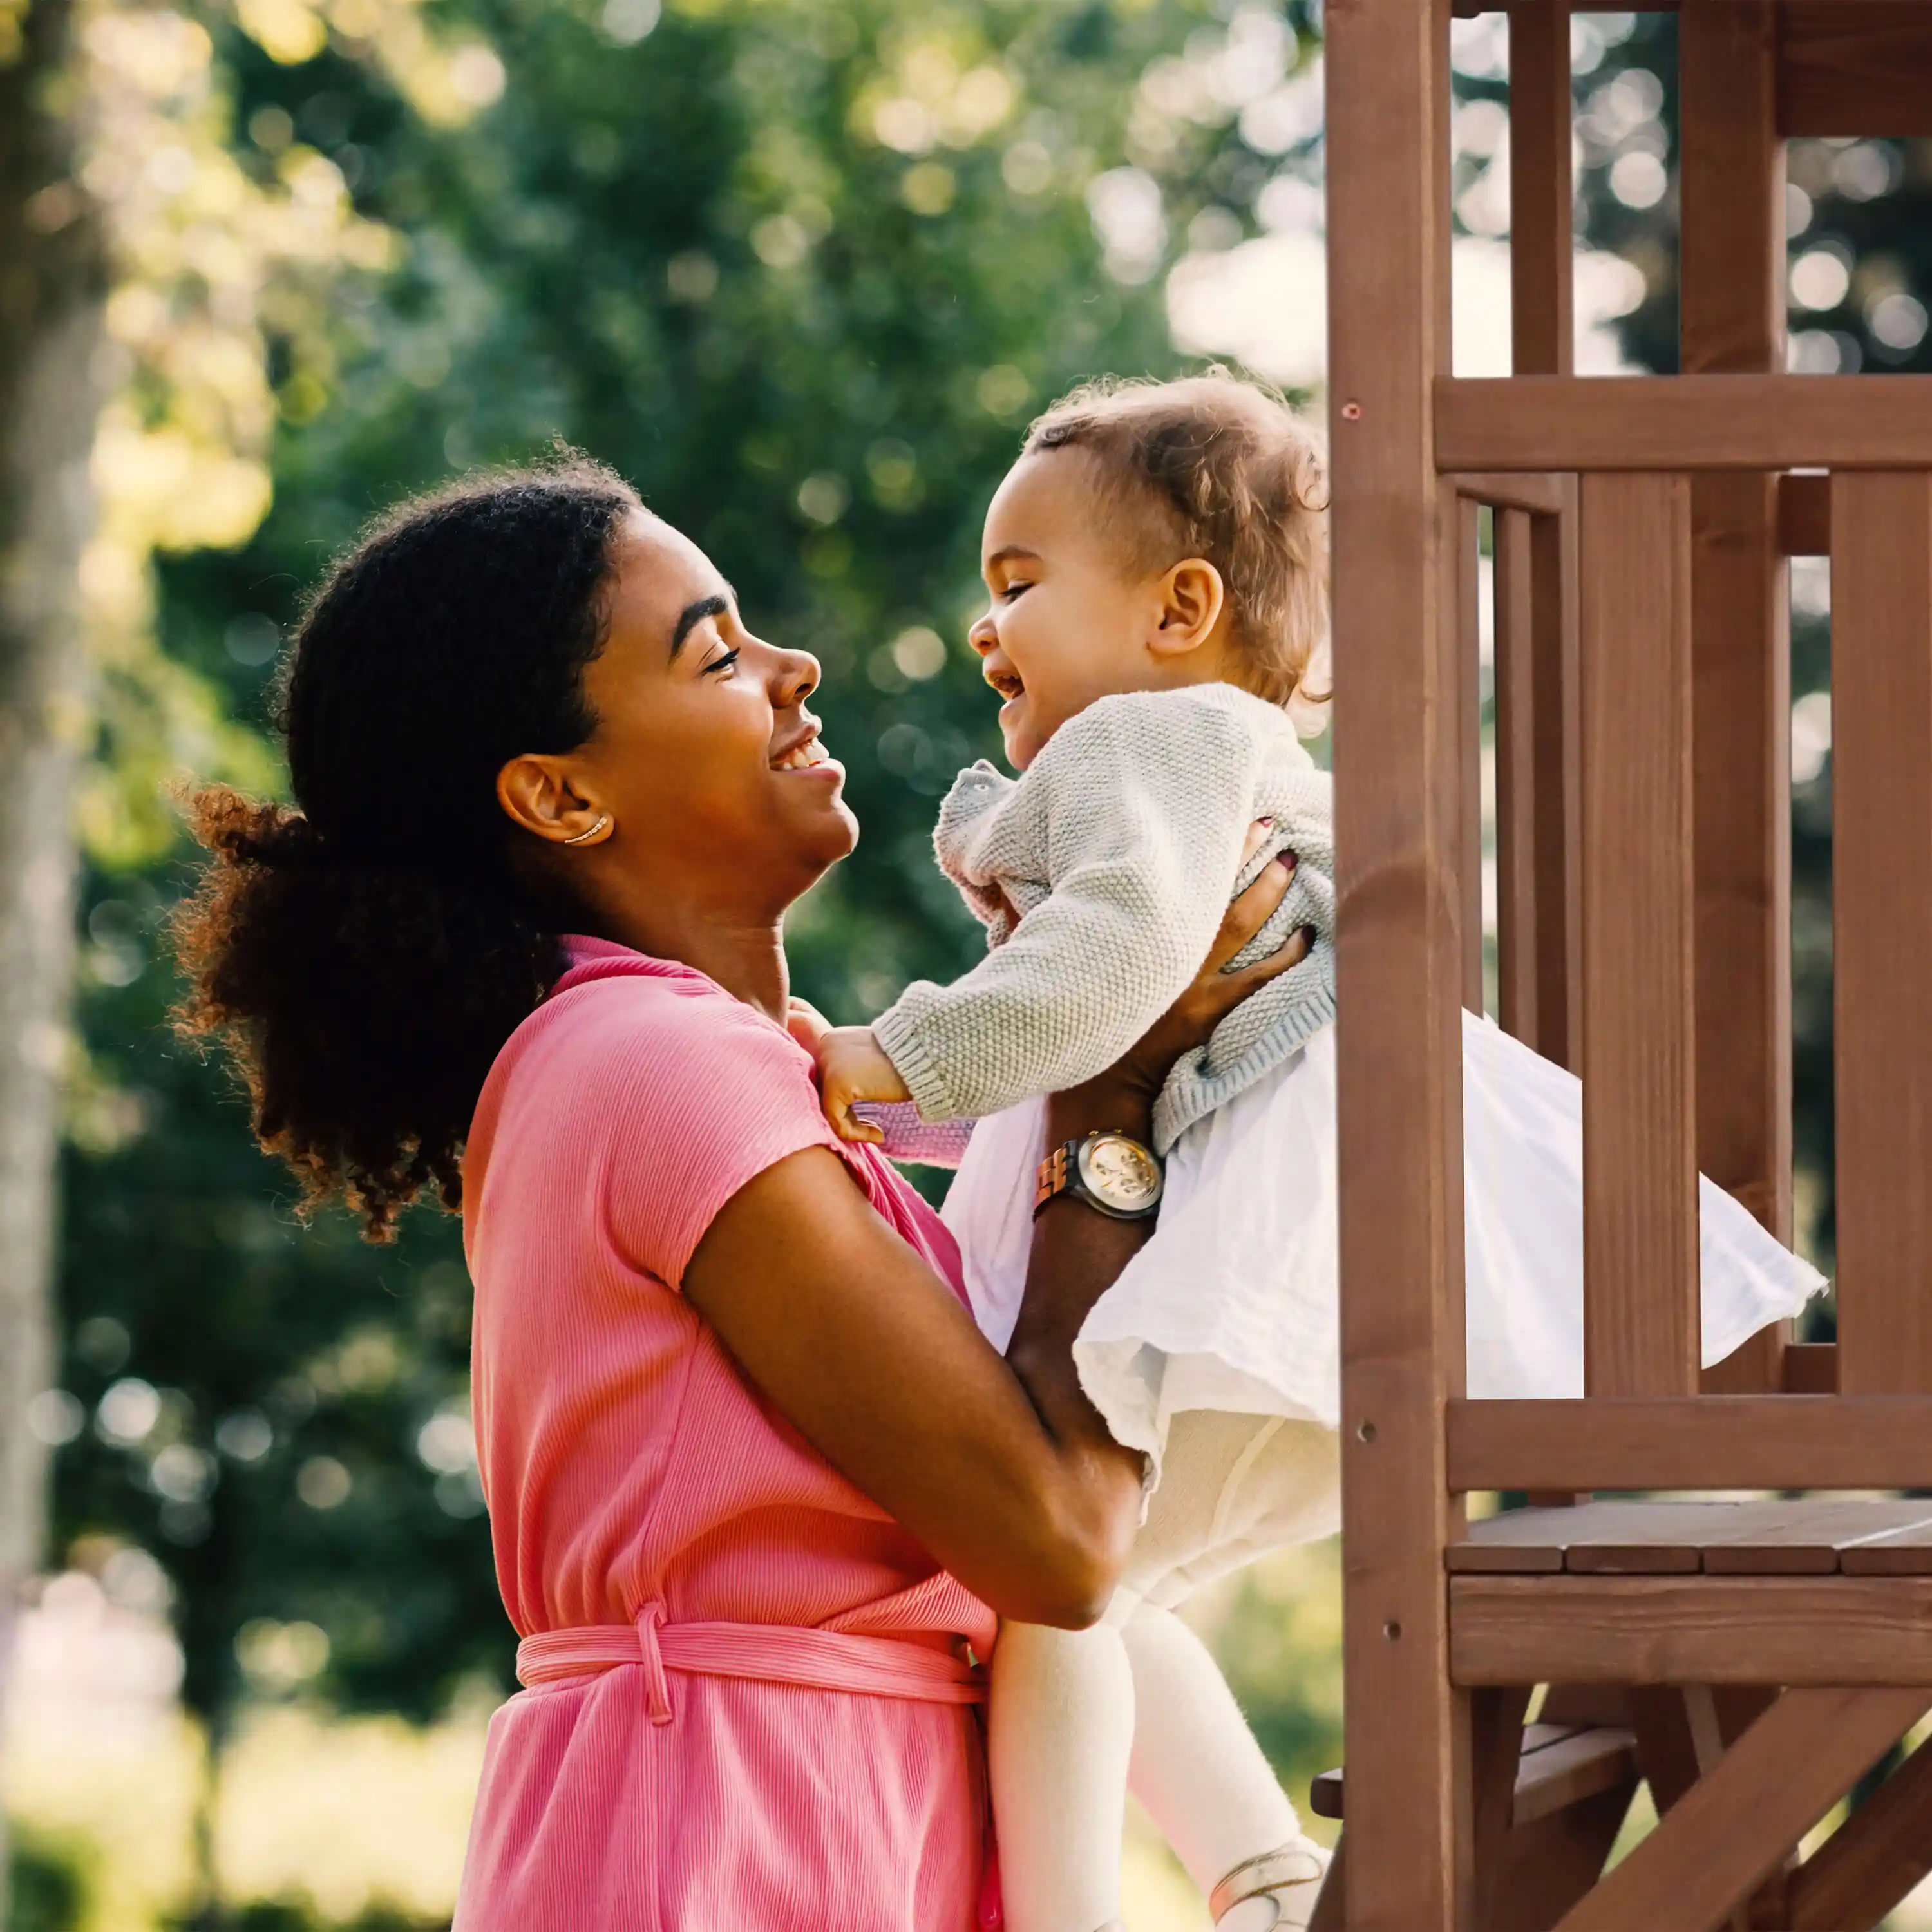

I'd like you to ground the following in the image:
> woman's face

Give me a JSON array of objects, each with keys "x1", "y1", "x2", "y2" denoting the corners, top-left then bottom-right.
[{"x1": 563, "y1": 511, "x2": 857, "y2": 905}]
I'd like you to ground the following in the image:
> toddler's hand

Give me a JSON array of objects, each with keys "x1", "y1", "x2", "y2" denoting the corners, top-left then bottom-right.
[{"x1": 816, "y1": 1026, "x2": 911, "y2": 1144}]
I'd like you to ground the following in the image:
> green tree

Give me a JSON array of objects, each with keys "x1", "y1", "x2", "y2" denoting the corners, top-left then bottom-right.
[{"x1": 44, "y1": 0, "x2": 1333, "y2": 1915}]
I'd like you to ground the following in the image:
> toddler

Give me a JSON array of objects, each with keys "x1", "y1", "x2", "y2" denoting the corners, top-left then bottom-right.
[{"x1": 814, "y1": 374, "x2": 1823, "y2": 1932}]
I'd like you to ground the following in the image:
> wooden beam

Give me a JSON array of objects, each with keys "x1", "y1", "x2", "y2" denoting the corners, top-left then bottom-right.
[
  {"x1": 1437, "y1": 375, "x2": 1932, "y2": 473},
  {"x1": 1785, "y1": 1734, "x2": 1932, "y2": 1931},
  {"x1": 1780, "y1": 3, "x2": 1932, "y2": 137},
  {"x1": 1452, "y1": 471, "x2": 1567, "y2": 516},
  {"x1": 1451, "y1": 490, "x2": 1486, "y2": 1014},
  {"x1": 1779, "y1": 471, "x2": 1830, "y2": 557},
  {"x1": 1446, "y1": 1395, "x2": 1932, "y2": 1493},
  {"x1": 1452, "y1": 1575, "x2": 1932, "y2": 1687},
  {"x1": 1507, "y1": 0, "x2": 1571, "y2": 379},
  {"x1": 1328, "y1": 0, "x2": 1469, "y2": 1924},
  {"x1": 1681, "y1": 0, "x2": 1794, "y2": 1419},
  {"x1": 1493, "y1": 506, "x2": 1538, "y2": 1045},
  {"x1": 1578, "y1": 473, "x2": 1700, "y2": 1395},
  {"x1": 1832, "y1": 475, "x2": 1932, "y2": 1394},
  {"x1": 1547, "y1": 1689, "x2": 1930, "y2": 1932}
]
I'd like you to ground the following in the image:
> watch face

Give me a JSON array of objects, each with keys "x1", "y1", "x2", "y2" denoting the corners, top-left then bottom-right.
[{"x1": 1079, "y1": 1134, "x2": 1163, "y2": 1212}]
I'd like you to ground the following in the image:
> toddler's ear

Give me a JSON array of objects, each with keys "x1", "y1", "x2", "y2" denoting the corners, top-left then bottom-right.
[{"x1": 1151, "y1": 557, "x2": 1227, "y2": 658}]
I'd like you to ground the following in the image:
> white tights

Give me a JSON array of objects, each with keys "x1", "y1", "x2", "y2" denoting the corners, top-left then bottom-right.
[{"x1": 989, "y1": 1412, "x2": 1340, "y2": 1932}]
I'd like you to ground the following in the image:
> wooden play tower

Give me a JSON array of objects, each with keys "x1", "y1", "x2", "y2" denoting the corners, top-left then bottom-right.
[{"x1": 1321, "y1": 3, "x2": 1932, "y2": 1927}]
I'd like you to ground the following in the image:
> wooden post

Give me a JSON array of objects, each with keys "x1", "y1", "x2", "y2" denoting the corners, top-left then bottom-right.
[
  {"x1": 1579, "y1": 472, "x2": 1701, "y2": 1397},
  {"x1": 1681, "y1": 0, "x2": 1795, "y2": 1405},
  {"x1": 1506, "y1": 0, "x2": 1582, "y2": 1071},
  {"x1": 1831, "y1": 473, "x2": 1932, "y2": 1397},
  {"x1": 1329, "y1": 0, "x2": 1469, "y2": 1923}
]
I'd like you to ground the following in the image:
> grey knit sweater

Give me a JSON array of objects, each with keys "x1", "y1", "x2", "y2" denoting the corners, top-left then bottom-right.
[{"x1": 871, "y1": 684, "x2": 1335, "y2": 1155}]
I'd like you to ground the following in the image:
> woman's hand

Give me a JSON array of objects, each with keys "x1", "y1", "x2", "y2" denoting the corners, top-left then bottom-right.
[{"x1": 1086, "y1": 822, "x2": 1312, "y2": 1111}]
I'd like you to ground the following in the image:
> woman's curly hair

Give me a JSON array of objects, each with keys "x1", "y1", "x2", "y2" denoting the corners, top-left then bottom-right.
[
  {"x1": 173, "y1": 455, "x2": 642, "y2": 1240},
  {"x1": 1023, "y1": 370, "x2": 1331, "y2": 724}
]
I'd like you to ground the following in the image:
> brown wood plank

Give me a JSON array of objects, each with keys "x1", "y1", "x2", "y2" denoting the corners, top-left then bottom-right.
[
  {"x1": 1681, "y1": 0, "x2": 1793, "y2": 1307},
  {"x1": 1579, "y1": 471, "x2": 1700, "y2": 1396},
  {"x1": 1550, "y1": 1689, "x2": 1930, "y2": 1932},
  {"x1": 1452, "y1": 1501, "x2": 1756, "y2": 1575},
  {"x1": 1311, "y1": 1723, "x2": 1638, "y2": 1826},
  {"x1": 1779, "y1": 471, "x2": 1830, "y2": 557},
  {"x1": 1492, "y1": 1786, "x2": 1634, "y2": 1932},
  {"x1": 1785, "y1": 1734, "x2": 1932, "y2": 1931},
  {"x1": 1435, "y1": 374, "x2": 1932, "y2": 473},
  {"x1": 1452, "y1": 471, "x2": 1567, "y2": 516},
  {"x1": 1831, "y1": 474, "x2": 1932, "y2": 1396},
  {"x1": 1507, "y1": 0, "x2": 1571, "y2": 379},
  {"x1": 1493, "y1": 506, "x2": 1539, "y2": 1047},
  {"x1": 1780, "y1": 3, "x2": 1932, "y2": 137},
  {"x1": 1448, "y1": 1395, "x2": 1932, "y2": 1493},
  {"x1": 1841, "y1": 1519, "x2": 1932, "y2": 1576},
  {"x1": 1549, "y1": 480, "x2": 1583, "y2": 1073},
  {"x1": 1454, "y1": 491, "x2": 1485, "y2": 1013},
  {"x1": 1701, "y1": 1499, "x2": 1932, "y2": 1575},
  {"x1": 1328, "y1": 1, "x2": 1468, "y2": 1924},
  {"x1": 1783, "y1": 1340, "x2": 1837, "y2": 1393},
  {"x1": 1452, "y1": 1575, "x2": 1932, "y2": 1685}
]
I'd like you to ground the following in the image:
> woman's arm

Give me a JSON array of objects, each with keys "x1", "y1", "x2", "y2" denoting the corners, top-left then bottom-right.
[{"x1": 683, "y1": 851, "x2": 1306, "y2": 1629}]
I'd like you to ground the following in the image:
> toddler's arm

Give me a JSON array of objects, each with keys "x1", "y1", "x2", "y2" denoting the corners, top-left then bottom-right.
[
  {"x1": 818, "y1": 1025, "x2": 910, "y2": 1144},
  {"x1": 872, "y1": 694, "x2": 1270, "y2": 1122}
]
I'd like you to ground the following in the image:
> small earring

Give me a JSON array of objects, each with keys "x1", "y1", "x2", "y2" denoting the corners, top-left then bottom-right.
[{"x1": 562, "y1": 814, "x2": 612, "y2": 847}]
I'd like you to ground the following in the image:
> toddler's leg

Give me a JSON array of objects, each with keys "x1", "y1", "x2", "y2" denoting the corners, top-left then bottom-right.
[
  {"x1": 989, "y1": 1618, "x2": 1135, "y2": 1932},
  {"x1": 1121, "y1": 1604, "x2": 1303, "y2": 1921}
]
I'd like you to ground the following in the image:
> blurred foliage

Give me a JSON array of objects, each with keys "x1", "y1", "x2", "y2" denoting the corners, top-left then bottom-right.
[
  {"x1": 45, "y1": 0, "x2": 1332, "y2": 1854},
  {"x1": 37, "y1": 0, "x2": 1932, "y2": 1917},
  {"x1": 5, "y1": 1824, "x2": 90, "y2": 1932}
]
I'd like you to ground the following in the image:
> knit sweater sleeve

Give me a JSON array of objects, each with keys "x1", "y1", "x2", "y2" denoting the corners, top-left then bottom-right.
[{"x1": 871, "y1": 692, "x2": 1267, "y2": 1122}]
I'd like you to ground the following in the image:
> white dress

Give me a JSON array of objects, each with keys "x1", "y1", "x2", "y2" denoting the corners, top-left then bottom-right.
[{"x1": 942, "y1": 1010, "x2": 1826, "y2": 1484}]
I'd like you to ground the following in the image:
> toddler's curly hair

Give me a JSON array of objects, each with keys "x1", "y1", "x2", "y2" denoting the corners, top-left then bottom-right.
[{"x1": 1023, "y1": 370, "x2": 1331, "y2": 719}]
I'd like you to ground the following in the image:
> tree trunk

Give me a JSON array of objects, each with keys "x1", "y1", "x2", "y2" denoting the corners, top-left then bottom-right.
[{"x1": 0, "y1": 0, "x2": 107, "y2": 1911}]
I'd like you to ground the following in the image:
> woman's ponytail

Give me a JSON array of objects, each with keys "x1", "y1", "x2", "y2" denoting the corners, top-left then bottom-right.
[{"x1": 172, "y1": 456, "x2": 640, "y2": 1240}]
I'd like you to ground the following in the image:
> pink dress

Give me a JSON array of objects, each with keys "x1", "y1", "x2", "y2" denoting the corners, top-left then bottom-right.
[{"x1": 453, "y1": 938, "x2": 999, "y2": 1931}]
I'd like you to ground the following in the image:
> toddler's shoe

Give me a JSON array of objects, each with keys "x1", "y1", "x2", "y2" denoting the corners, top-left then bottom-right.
[{"x1": 1209, "y1": 1837, "x2": 1331, "y2": 1930}]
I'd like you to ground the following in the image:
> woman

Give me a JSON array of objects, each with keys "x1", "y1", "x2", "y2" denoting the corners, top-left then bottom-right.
[{"x1": 174, "y1": 457, "x2": 1304, "y2": 1931}]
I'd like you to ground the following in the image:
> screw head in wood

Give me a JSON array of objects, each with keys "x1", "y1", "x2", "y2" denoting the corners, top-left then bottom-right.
[
  {"x1": 1340, "y1": 401, "x2": 1363, "y2": 421},
  {"x1": 1383, "y1": 1620, "x2": 1403, "y2": 1642},
  {"x1": 1356, "y1": 1419, "x2": 1376, "y2": 1443}
]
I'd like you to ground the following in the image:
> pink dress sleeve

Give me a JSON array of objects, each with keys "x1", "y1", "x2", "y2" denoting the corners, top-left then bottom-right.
[{"x1": 594, "y1": 990, "x2": 843, "y2": 1291}]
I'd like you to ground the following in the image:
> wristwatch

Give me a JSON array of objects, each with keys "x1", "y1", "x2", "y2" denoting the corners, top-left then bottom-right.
[{"x1": 1034, "y1": 1130, "x2": 1166, "y2": 1221}]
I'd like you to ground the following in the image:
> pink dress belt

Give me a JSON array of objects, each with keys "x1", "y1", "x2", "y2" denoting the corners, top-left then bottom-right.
[{"x1": 515, "y1": 1602, "x2": 987, "y2": 1725}]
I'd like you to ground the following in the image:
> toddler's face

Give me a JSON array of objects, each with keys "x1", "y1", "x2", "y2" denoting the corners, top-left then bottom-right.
[{"x1": 969, "y1": 450, "x2": 1168, "y2": 770}]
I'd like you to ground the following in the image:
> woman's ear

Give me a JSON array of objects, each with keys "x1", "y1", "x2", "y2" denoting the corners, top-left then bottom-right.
[
  {"x1": 497, "y1": 754, "x2": 603, "y2": 846},
  {"x1": 1150, "y1": 558, "x2": 1227, "y2": 659}
]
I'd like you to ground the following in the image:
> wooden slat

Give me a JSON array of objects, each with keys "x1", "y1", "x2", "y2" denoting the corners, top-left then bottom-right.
[
  {"x1": 1549, "y1": 1689, "x2": 1931, "y2": 1932},
  {"x1": 1493, "y1": 506, "x2": 1539, "y2": 1046},
  {"x1": 1452, "y1": 1502, "x2": 1748, "y2": 1575},
  {"x1": 1452, "y1": 491, "x2": 1485, "y2": 1013},
  {"x1": 1832, "y1": 474, "x2": 1932, "y2": 1396},
  {"x1": 1783, "y1": 1340, "x2": 1837, "y2": 1393},
  {"x1": 1451, "y1": 1575, "x2": 1932, "y2": 1685},
  {"x1": 1780, "y1": 3, "x2": 1932, "y2": 137},
  {"x1": 1701, "y1": 1500, "x2": 1932, "y2": 1575},
  {"x1": 1579, "y1": 472, "x2": 1700, "y2": 1396},
  {"x1": 1446, "y1": 1395, "x2": 1932, "y2": 1493},
  {"x1": 1506, "y1": 0, "x2": 1571, "y2": 379},
  {"x1": 1779, "y1": 471, "x2": 1830, "y2": 557},
  {"x1": 1681, "y1": 0, "x2": 1792, "y2": 1267},
  {"x1": 1785, "y1": 1734, "x2": 1932, "y2": 1931},
  {"x1": 1311, "y1": 1721, "x2": 1638, "y2": 1828},
  {"x1": 1452, "y1": 471, "x2": 1566, "y2": 516},
  {"x1": 1453, "y1": 1498, "x2": 1932, "y2": 1577},
  {"x1": 1437, "y1": 375, "x2": 1932, "y2": 473},
  {"x1": 1841, "y1": 1520, "x2": 1932, "y2": 1577},
  {"x1": 1329, "y1": 1, "x2": 1467, "y2": 1924},
  {"x1": 1681, "y1": 3, "x2": 1794, "y2": 1424}
]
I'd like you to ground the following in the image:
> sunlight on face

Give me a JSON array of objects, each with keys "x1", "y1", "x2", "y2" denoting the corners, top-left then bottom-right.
[{"x1": 969, "y1": 450, "x2": 1170, "y2": 770}]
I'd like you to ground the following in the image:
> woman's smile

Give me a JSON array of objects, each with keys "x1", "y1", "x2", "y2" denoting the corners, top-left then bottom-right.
[{"x1": 770, "y1": 720, "x2": 839, "y2": 775}]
